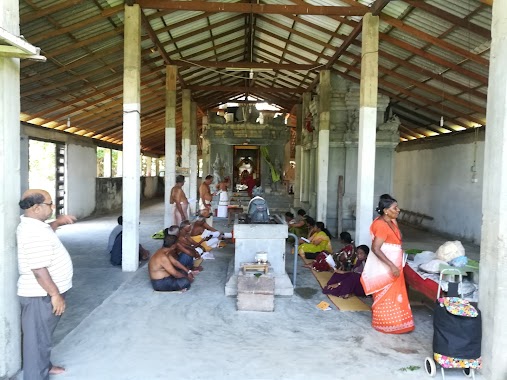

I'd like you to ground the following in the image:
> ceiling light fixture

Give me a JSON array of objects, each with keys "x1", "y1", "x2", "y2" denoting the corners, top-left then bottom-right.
[{"x1": 224, "y1": 67, "x2": 273, "y2": 72}]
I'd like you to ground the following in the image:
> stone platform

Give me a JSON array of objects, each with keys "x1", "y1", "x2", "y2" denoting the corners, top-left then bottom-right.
[{"x1": 225, "y1": 221, "x2": 294, "y2": 296}]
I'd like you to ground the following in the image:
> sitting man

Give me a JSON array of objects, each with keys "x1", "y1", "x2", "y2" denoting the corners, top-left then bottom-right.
[
  {"x1": 178, "y1": 220, "x2": 206, "y2": 271},
  {"x1": 189, "y1": 209, "x2": 233, "y2": 257},
  {"x1": 107, "y1": 216, "x2": 150, "y2": 266},
  {"x1": 148, "y1": 235, "x2": 195, "y2": 292},
  {"x1": 163, "y1": 225, "x2": 204, "y2": 271}
]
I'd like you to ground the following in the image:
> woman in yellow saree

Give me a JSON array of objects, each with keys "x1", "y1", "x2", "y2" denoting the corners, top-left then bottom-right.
[
  {"x1": 360, "y1": 194, "x2": 414, "y2": 334},
  {"x1": 298, "y1": 221, "x2": 332, "y2": 259}
]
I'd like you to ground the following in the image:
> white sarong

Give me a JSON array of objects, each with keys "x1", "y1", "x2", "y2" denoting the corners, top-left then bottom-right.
[{"x1": 217, "y1": 190, "x2": 229, "y2": 218}]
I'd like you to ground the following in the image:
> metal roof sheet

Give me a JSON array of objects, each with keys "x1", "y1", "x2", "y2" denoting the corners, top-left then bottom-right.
[{"x1": 14, "y1": 0, "x2": 493, "y2": 152}]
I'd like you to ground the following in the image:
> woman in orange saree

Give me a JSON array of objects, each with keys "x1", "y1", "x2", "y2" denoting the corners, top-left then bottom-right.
[{"x1": 360, "y1": 194, "x2": 414, "y2": 334}]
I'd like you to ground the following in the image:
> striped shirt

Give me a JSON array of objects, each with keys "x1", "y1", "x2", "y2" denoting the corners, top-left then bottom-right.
[{"x1": 17, "y1": 216, "x2": 73, "y2": 297}]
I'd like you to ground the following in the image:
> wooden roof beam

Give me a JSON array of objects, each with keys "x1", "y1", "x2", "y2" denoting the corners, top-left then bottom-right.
[
  {"x1": 339, "y1": 60, "x2": 485, "y2": 126},
  {"x1": 187, "y1": 85, "x2": 304, "y2": 94},
  {"x1": 305, "y1": 0, "x2": 390, "y2": 92},
  {"x1": 339, "y1": 51, "x2": 485, "y2": 114},
  {"x1": 333, "y1": 69, "x2": 473, "y2": 131},
  {"x1": 24, "y1": 71, "x2": 164, "y2": 121},
  {"x1": 135, "y1": 1, "x2": 367, "y2": 16},
  {"x1": 141, "y1": 12, "x2": 187, "y2": 88},
  {"x1": 29, "y1": 4, "x2": 123, "y2": 45},
  {"x1": 21, "y1": 0, "x2": 87, "y2": 23},
  {"x1": 172, "y1": 60, "x2": 319, "y2": 71},
  {"x1": 404, "y1": 1, "x2": 490, "y2": 39}
]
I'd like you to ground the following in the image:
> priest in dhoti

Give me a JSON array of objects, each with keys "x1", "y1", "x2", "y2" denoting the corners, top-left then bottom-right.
[
  {"x1": 189, "y1": 209, "x2": 232, "y2": 259},
  {"x1": 216, "y1": 177, "x2": 230, "y2": 218}
]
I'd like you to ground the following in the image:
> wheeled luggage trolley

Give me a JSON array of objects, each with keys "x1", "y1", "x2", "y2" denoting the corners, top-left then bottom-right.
[{"x1": 424, "y1": 268, "x2": 482, "y2": 379}]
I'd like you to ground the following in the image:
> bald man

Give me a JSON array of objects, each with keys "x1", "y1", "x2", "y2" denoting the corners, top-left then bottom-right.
[{"x1": 17, "y1": 189, "x2": 76, "y2": 379}]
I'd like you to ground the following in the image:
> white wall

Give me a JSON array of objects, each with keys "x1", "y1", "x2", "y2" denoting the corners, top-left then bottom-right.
[
  {"x1": 394, "y1": 131, "x2": 484, "y2": 244},
  {"x1": 66, "y1": 144, "x2": 97, "y2": 218}
]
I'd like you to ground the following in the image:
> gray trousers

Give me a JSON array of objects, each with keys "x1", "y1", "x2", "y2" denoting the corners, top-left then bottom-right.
[{"x1": 19, "y1": 294, "x2": 64, "y2": 380}]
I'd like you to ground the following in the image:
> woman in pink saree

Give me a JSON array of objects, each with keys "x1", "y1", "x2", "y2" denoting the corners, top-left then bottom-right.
[{"x1": 360, "y1": 194, "x2": 414, "y2": 334}]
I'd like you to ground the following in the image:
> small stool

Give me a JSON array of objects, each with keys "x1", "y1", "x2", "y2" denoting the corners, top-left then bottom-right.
[{"x1": 241, "y1": 263, "x2": 269, "y2": 274}]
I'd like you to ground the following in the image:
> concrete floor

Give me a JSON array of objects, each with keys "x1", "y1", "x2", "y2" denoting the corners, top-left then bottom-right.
[{"x1": 13, "y1": 199, "x2": 482, "y2": 379}]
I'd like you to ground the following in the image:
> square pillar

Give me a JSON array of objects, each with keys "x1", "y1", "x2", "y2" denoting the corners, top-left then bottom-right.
[
  {"x1": 355, "y1": 12, "x2": 379, "y2": 246},
  {"x1": 164, "y1": 65, "x2": 177, "y2": 228}
]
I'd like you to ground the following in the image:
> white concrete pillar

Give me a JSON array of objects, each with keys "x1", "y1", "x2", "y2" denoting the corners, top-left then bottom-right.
[
  {"x1": 308, "y1": 149, "x2": 316, "y2": 214},
  {"x1": 20, "y1": 134, "x2": 29, "y2": 195},
  {"x1": 298, "y1": 93, "x2": 311, "y2": 207},
  {"x1": 181, "y1": 89, "x2": 191, "y2": 199},
  {"x1": 0, "y1": 0, "x2": 22, "y2": 376},
  {"x1": 201, "y1": 115, "x2": 209, "y2": 179},
  {"x1": 104, "y1": 148, "x2": 112, "y2": 177},
  {"x1": 164, "y1": 65, "x2": 177, "y2": 228},
  {"x1": 145, "y1": 156, "x2": 152, "y2": 177},
  {"x1": 355, "y1": 13, "x2": 379, "y2": 247},
  {"x1": 121, "y1": 3, "x2": 141, "y2": 272},
  {"x1": 316, "y1": 71, "x2": 330, "y2": 223},
  {"x1": 293, "y1": 104, "x2": 302, "y2": 207},
  {"x1": 189, "y1": 101, "x2": 198, "y2": 214},
  {"x1": 479, "y1": 2, "x2": 507, "y2": 379},
  {"x1": 302, "y1": 149, "x2": 310, "y2": 203}
]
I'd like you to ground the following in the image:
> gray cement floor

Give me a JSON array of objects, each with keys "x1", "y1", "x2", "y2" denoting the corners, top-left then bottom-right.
[{"x1": 14, "y1": 199, "x2": 483, "y2": 379}]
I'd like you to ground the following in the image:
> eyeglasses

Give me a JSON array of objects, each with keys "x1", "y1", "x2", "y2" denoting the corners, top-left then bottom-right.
[{"x1": 40, "y1": 201, "x2": 53, "y2": 207}]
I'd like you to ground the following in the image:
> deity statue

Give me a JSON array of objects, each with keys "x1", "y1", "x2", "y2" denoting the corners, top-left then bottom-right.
[
  {"x1": 378, "y1": 115, "x2": 401, "y2": 132},
  {"x1": 212, "y1": 154, "x2": 223, "y2": 185}
]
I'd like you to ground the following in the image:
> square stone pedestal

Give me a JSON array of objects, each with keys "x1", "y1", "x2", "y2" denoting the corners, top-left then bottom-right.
[{"x1": 237, "y1": 271, "x2": 274, "y2": 312}]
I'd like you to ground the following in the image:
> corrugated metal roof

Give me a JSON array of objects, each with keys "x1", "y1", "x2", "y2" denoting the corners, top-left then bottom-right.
[{"x1": 13, "y1": 0, "x2": 493, "y2": 153}]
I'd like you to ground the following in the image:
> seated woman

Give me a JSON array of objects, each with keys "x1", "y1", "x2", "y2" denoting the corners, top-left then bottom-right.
[
  {"x1": 289, "y1": 209, "x2": 309, "y2": 238},
  {"x1": 298, "y1": 221, "x2": 332, "y2": 259},
  {"x1": 304, "y1": 231, "x2": 354, "y2": 272},
  {"x1": 323, "y1": 245, "x2": 369, "y2": 299},
  {"x1": 335, "y1": 232, "x2": 355, "y2": 271}
]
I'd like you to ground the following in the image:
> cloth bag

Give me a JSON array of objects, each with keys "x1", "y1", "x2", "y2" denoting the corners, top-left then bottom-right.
[{"x1": 435, "y1": 241, "x2": 465, "y2": 263}]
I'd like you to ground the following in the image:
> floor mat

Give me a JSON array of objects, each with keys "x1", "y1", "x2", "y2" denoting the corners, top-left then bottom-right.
[{"x1": 300, "y1": 254, "x2": 370, "y2": 312}]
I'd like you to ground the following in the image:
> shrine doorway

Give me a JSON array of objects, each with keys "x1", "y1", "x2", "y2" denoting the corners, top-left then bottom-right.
[{"x1": 233, "y1": 145, "x2": 260, "y2": 193}]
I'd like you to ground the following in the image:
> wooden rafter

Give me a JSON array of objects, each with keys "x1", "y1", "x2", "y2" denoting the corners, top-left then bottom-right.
[{"x1": 135, "y1": 1, "x2": 367, "y2": 16}]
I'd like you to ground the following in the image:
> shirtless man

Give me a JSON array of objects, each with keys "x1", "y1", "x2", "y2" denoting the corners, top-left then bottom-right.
[
  {"x1": 199, "y1": 174, "x2": 214, "y2": 226},
  {"x1": 216, "y1": 177, "x2": 230, "y2": 218},
  {"x1": 178, "y1": 220, "x2": 206, "y2": 271},
  {"x1": 199, "y1": 175, "x2": 213, "y2": 212},
  {"x1": 190, "y1": 209, "x2": 221, "y2": 252},
  {"x1": 163, "y1": 224, "x2": 201, "y2": 270},
  {"x1": 189, "y1": 209, "x2": 233, "y2": 252},
  {"x1": 148, "y1": 235, "x2": 194, "y2": 292},
  {"x1": 170, "y1": 175, "x2": 188, "y2": 226}
]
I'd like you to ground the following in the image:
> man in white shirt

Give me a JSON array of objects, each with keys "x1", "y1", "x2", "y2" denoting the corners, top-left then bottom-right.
[{"x1": 17, "y1": 189, "x2": 76, "y2": 380}]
